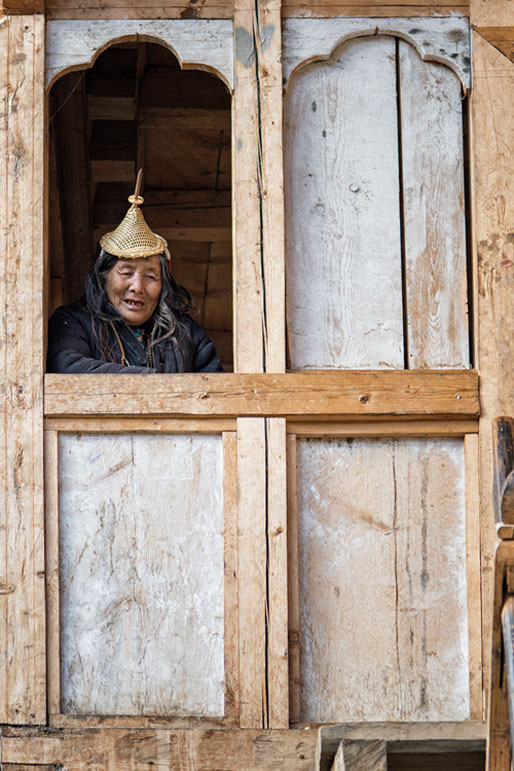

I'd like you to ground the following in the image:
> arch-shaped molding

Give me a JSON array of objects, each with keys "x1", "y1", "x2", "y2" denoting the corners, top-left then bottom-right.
[
  {"x1": 283, "y1": 16, "x2": 470, "y2": 93},
  {"x1": 45, "y1": 19, "x2": 234, "y2": 92}
]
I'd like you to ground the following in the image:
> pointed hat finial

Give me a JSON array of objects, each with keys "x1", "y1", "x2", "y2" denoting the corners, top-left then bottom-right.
[{"x1": 99, "y1": 169, "x2": 167, "y2": 259}]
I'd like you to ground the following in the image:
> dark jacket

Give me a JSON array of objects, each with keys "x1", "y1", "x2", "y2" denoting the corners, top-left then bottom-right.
[{"x1": 47, "y1": 299, "x2": 223, "y2": 374}]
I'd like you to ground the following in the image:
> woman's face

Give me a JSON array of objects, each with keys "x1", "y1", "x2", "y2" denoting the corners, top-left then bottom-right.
[{"x1": 105, "y1": 255, "x2": 162, "y2": 326}]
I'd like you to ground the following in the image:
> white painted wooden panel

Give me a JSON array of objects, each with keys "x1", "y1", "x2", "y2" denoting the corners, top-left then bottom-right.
[
  {"x1": 285, "y1": 36, "x2": 404, "y2": 370},
  {"x1": 282, "y1": 17, "x2": 471, "y2": 92},
  {"x1": 58, "y1": 433, "x2": 224, "y2": 716},
  {"x1": 296, "y1": 437, "x2": 469, "y2": 723},
  {"x1": 46, "y1": 20, "x2": 234, "y2": 90},
  {"x1": 399, "y1": 42, "x2": 470, "y2": 368}
]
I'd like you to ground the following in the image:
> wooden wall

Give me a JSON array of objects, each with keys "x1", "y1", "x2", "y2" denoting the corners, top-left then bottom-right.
[{"x1": 3, "y1": 1, "x2": 512, "y2": 768}]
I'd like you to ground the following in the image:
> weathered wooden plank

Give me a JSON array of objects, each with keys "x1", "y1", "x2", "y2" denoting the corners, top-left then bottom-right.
[
  {"x1": 139, "y1": 106, "x2": 231, "y2": 130},
  {"x1": 1, "y1": 727, "x2": 318, "y2": 770},
  {"x1": 0, "y1": 13, "x2": 46, "y2": 725},
  {"x1": 223, "y1": 431, "x2": 239, "y2": 721},
  {"x1": 58, "y1": 433, "x2": 225, "y2": 716},
  {"x1": 233, "y1": 0, "x2": 285, "y2": 372},
  {"x1": 44, "y1": 431, "x2": 60, "y2": 716},
  {"x1": 282, "y1": 2, "x2": 468, "y2": 13},
  {"x1": 282, "y1": 18, "x2": 471, "y2": 92},
  {"x1": 287, "y1": 433, "x2": 301, "y2": 724},
  {"x1": 399, "y1": 41, "x2": 469, "y2": 369},
  {"x1": 331, "y1": 740, "x2": 387, "y2": 771},
  {"x1": 285, "y1": 35, "x2": 403, "y2": 369},
  {"x1": 237, "y1": 418, "x2": 267, "y2": 727},
  {"x1": 295, "y1": 437, "x2": 469, "y2": 722},
  {"x1": 472, "y1": 30, "x2": 514, "y2": 719},
  {"x1": 45, "y1": 0, "x2": 234, "y2": 19},
  {"x1": 44, "y1": 371, "x2": 479, "y2": 418},
  {"x1": 1, "y1": 0, "x2": 44, "y2": 11},
  {"x1": 45, "y1": 416, "x2": 236, "y2": 432},
  {"x1": 45, "y1": 20, "x2": 234, "y2": 91},
  {"x1": 267, "y1": 418, "x2": 289, "y2": 727},
  {"x1": 472, "y1": 1, "x2": 512, "y2": 27},
  {"x1": 287, "y1": 419, "x2": 478, "y2": 437},
  {"x1": 465, "y1": 434, "x2": 484, "y2": 721}
]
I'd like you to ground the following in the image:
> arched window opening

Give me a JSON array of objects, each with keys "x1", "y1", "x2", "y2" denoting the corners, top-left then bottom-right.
[{"x1": 48, "y1": 41, "x2": 233, "y2": 370}]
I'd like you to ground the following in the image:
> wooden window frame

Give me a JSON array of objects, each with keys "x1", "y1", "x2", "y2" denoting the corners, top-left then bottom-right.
[{"x1": 44, "y1": 420, "x2": 239, "y2": 729}]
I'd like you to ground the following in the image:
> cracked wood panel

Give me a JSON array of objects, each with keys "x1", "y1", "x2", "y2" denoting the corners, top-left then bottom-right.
[
  {"x1": 285, "y1": 35, "x2": 404, "y2": 369},
  {"x1": 1, "y1": 727, "x2": 318, "y2": 770},
  {"x1": 0, "y1": 14, "x2": 46, "y2": 724},
  {"x1": 399, "y1": 41, "x2": 469, "y2": 368},
  {"x1": 471, "y1": 30, "x2": 514, "y2": 767},
  {"x1": 294, "y1": 436, "x2": 470, "y2": 722},
  {"x1": 57, "y1": 433, "x2": 225, "y2": 717},
  {"x1": 233, "y1": 0, "x2": 285, "y2": 373}
]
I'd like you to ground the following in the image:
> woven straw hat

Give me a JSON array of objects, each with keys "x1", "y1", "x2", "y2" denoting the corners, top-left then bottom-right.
[{"x1": 100, "y1": 170, "x2": 167, "y2": 259}]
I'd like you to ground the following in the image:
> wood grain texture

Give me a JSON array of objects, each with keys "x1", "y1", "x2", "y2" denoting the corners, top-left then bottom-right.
[
  {"x1": 399, "y1": 41, "x2": 469, "y2": 369},
  {"x1": 266, "y1": 418, "x2": 289, "y2": 727},
  {"x1": 471, "y1": 1, "x2": 512, "y2": 27},
  {"x1": 465, "y1": 434, "x2": 484, "y2": 720},
  {"x1": 331, "y1": 740, "x2": 387, "y2": 771},
  {"x1": 282, "y1": 17, "x2": 471, "y2": 92},
  {"x1": 45, "y1": 0, "x2": 234, "y2": 19},
  {"x1": 1, "y1": 727, "x2": 318, "y2": 770},
  {"x1": 58, "y1": 433, "x2": 225, "y2": 716},
  {"x1": 285, "y1": 35, "x2": 403, "y2": 370},
  {"x1": 237, "y1": 418, "x2": 267, "y2": 727},
  {"x1": 282, "y1": 1, "x2": 468, "y2": 16},
  {"x1": 45, "y1": 19, "x2": 234, "y2": 90},
  {"x1": 0, "y1": 14, "x2": 46, "y2": 725},
  {"x1": 233, "y1": 1, "x2": 285, "y2": 372},
  {"x1": 44, "y1": 371, "x2": 480, "y2": 417},
  {"x1": 223, "y1": 431, "x2": 239, "y2": 721},
  {"x1": 295, "y1": 437, "x2": 470, "y2": 723},
  {"x1": 471, "y1": 31, "x2": 514, "y2": 718}
]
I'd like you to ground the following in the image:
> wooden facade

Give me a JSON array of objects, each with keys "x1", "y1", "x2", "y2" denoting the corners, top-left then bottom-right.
[{"x1": 1, "y1": 0, "x2": 513, "y2": 768}]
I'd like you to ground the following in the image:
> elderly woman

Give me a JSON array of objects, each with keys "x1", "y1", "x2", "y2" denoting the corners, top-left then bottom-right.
[{"x1": 47, "y1": 176, "x2": 223, "y2": 374}]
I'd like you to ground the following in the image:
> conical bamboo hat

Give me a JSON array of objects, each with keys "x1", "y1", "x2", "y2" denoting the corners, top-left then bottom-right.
[{"x1": 100, "y1": 170, "x2": 167, "y2": 259}]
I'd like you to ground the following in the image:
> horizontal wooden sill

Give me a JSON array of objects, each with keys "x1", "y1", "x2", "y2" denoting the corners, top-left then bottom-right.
[{"x1": 44, "y1": 370, "x2": 479, "y2": 418}]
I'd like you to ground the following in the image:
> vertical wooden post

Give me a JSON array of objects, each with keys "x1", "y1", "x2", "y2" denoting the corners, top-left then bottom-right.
[
  {"x1": 232, "y1": 0, "x2": 285, "y2": 374},
  {"x1": 233, "y1": 0, "x2": 289, "y2": 729},
  {"x1": 0, "y1": 13, "x2": 46, "y2": 723},
  {"x1": 470, "y1": 4, "x2": 514, "y2": 762}
]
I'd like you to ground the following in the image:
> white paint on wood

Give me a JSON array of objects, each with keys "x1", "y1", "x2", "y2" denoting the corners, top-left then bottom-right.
[
  {"x1": 46, "y1": 20, "x2": 234, "y2": 90},
  {"x1": 283, "y1": 17, "x2": 471, "y2": 91},
  {"x1": 58, "y1": 433, "x2": 224, "y2": 717},
  {"x1": 296, "y1": 436, "x2": 470, "y2": 723},
  {"x1": 399, "y1": 41, "x2": 470, "y2": 368},
  {"x1": 285, "y1": 36, "x2": 404, "y2": 369}
]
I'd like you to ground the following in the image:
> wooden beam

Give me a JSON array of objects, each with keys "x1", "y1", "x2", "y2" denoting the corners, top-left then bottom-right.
[
  {"x1": 44, "y1": 370, "x2": 479, "y2": 418},
  {"x1": 471, "y1": 29, "x2": 514, "y2": 720},
  {"x1": 0, "y1": 13, "x2": 46, "y2": 724},
  {"x1": 281, "y1": 1, "x2": 468, "y2": 16},
  {"x1": 52, "y1": 71, "x2": 94, "y2": 303},
  {"x1": 87, "y1": 95, "x2": 136, "y2": 121},
  {"x1": 45, "y1": 0, "x2": 233, "y2": 20},
  {"x1": 1, "y1": 0, "x2": 44, "y2": 12},
  {"x1": 1, "y1": 726, "x2": 318, "y2": 769},
  {"x1": 233, "y1": 0, "x2": 285, "y2": 372},
  {"x1": 472, "y1": 1, "x2": 512, "y2": 27},
  {"x1": 139, "y1": 107, "x2": 231, "y2": 131},
  {"x1": 90, "y1": 158, "x2": 135, "y2": 182}
]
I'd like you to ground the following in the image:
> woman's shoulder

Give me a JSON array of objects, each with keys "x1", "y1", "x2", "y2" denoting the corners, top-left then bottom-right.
[{"x1": 49, "y1": 298, "x2": 91, "y2": 327}]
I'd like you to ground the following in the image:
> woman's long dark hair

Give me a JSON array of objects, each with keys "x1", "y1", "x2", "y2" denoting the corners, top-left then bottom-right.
[{"x1": 85, "y1": 249, "x2": 192, "y2": 366}]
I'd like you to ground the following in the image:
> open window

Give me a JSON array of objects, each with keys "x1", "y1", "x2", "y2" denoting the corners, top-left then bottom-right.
[{"x1": 48, "y1": 40, "x2": 233, "y2": 370}]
